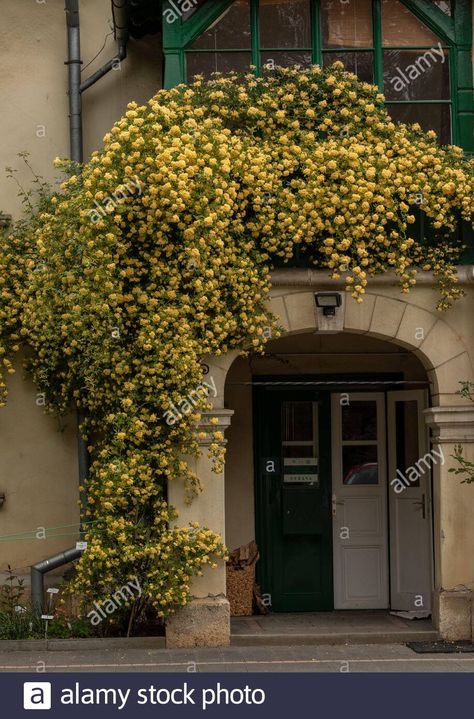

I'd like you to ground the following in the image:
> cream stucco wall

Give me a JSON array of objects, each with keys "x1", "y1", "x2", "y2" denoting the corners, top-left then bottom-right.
[
  {"x1": 0, "y1": 0, "x2": 162, "y2": 576},
  {"x1": 0, "y1": 358, "x2": 79, "y2": 578},
  {"x1": 0, "y1": 0, "x2": 161, "y2": 216}
]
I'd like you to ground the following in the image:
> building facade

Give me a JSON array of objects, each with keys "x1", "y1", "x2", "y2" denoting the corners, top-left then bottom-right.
[{"x1": 1, "y1": 0, "x2": 474, "y2": 646}]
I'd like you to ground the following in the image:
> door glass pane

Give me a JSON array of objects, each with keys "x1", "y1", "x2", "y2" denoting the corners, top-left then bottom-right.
[
  {"x1": 186, "y1": 51, "x2": 252, "y2": 81},
  {"x1": 386, "y1": 103, "x2": 451, "y2": 144},
  {"x1": 282, "y1": 401, "x2": 313, "y2": 442},
  {"x1": 343, "y1": 446, "x2": 378, "y2": 484},
  {"x1": 322, "y1": 0, "x2": 373, "y2": 48},
  {"x1": 382, "y1": 0, "x2": 441, "y2": 46},
  {"x1": 260, "y1": 0, "x2": 311, "y2": 48},
  {"x1": 323, "y1": 51, "x2": 374, "y2": 83},
  {"x1": 282, "y1": 401, "x2": 319, "y2": 485},
  {"x1": 191, "y1": 0, "x2": 251, "y2": 49},
  {"x1": 261, "y1": 51, "x2": 312, "y2": 70},
  {"x1": 342, "y1": 400, "x2": 377, "y2": 441},
  {"x1": 383, "y1": 49, "x2": 450, "y2": 100},
  {"x1": 395, "y1": 400, "x2": 420, "y2": 486},
  {"x1": 283, "y1": 445, "x2": 315, "y2": 458}
]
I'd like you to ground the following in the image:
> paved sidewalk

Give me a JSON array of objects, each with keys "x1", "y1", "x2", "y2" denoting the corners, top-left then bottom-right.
[{"x1": 1, "y1": 643, "x2": 474, "y2": 673}]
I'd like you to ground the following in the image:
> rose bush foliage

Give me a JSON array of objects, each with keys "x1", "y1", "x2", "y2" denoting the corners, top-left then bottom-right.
[{"x1": 0, "y1": 64, "x2": 473, "y2": 624}]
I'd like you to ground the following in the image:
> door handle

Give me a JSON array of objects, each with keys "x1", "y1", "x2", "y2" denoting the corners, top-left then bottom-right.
[{"x1": 332, "y1": 493, "x2": 344, "y2": 517}]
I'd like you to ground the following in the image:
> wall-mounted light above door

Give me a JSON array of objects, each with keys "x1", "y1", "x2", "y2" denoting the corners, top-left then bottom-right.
[{"x1": 314, "y1": 292, "x2": 342, "y2": 316}]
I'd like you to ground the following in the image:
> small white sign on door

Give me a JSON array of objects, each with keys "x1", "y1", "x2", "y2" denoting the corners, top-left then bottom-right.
[{"x1": 283, "y1": 474, "x2": 319, "y2": 484}]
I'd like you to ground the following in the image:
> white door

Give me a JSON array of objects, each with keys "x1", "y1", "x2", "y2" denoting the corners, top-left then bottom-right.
[
  {"x1": 387, "y1": 390, "x2": 433, "y2": 613},
  {"x1": 332, "y1": 393, "x2": 389, "y2": 609}
]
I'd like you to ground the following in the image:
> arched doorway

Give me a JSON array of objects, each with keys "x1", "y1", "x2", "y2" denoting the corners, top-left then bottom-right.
[
  {"x1": 224, "y1": 328, "x2": 435, "y2": 614},
  {"x1": 166, "y1": 283, "x2": 474, "y2": 645}
]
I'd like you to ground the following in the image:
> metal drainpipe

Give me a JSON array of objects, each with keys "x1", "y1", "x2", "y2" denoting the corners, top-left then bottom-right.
[
  {"x1": 30, "y1": 0, "x2": 130, "y2": 613},
  {"x1": 64, "y1": 0, "x2": 88, "y2": 546},
  {"x1": 65, "y1": 0, "x2": 83, "y2": 163}
]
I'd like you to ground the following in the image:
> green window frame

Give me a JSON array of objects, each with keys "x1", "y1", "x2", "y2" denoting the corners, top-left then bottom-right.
[
  {"x1": 162, "y1": 0, "x2": 474, "y2": 261},
  {"x1": 162, "y1": 0, "x2": 473, "y2": 152}
]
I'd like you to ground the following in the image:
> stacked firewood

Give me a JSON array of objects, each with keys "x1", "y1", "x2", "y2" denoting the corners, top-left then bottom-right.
[{"x1": 226, "y1": 541, "x2": 259, "y2": 616}]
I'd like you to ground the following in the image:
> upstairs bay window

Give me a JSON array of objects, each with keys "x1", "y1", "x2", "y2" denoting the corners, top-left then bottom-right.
[
  {"x1": 381, "y1": 0, "x2": 451, "y2": 144},
  {"x1": 186, "y1": 0, "x2": 252, "y2": 79},
  {"x1": 162, "y1": 0, "x2": 473, "y2": 260},
  {"x1": 163, "y1": 0, "x2": 473, "y2": 152}
]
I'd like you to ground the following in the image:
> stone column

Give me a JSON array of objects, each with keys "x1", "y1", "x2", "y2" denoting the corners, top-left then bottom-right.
[
  {"x1": 166, "y1": 408, "x2": 233, "y2": 648},
  {"x1": 424, "y1": 406, "x2": 474, "y2": 640}
]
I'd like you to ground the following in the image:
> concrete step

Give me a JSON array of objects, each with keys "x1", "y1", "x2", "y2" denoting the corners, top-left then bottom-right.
[{"x1": 230, "y1": 611, "x2": 439, "y2": 647}]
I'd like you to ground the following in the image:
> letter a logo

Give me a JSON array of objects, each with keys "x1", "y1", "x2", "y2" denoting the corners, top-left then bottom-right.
[{"x1": 23, "y1": 682, "x2": 52, "y2": 709}]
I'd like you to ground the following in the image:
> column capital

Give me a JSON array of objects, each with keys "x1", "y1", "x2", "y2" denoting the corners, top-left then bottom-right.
[
  {"x1": 424, "y1": 406, "x2": 474, "y2": 443},
  {"x1": 197, "y1": 409, "x2": 234, "y2": 446}
]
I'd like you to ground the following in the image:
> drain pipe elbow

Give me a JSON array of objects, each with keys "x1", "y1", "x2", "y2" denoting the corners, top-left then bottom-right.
[
  {"x1": 79, "y1": 44, "x2": 127, "y2": 93},
  {"x1": 31, "y1": 548, "x2": 83, "y2": 613},
  {"x1": 112, "y1": 0, "x2": 129, "y2": 47},
  {"x1": 79, "y1": 0, "x2": 130, "y2": 93}
]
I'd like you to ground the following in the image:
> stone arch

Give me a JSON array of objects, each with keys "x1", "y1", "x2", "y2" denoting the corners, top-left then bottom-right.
[
  {"x1": 266, "y1": 289, "x2": 474, "y2": 405},
  {"x1": 204, "y1": 288, "x2": 474, "y2": 407}
]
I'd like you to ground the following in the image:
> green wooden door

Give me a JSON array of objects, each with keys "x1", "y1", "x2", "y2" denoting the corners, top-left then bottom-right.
[{"x1": 255, "y1": 388, "x2": 333, "y2": 611}]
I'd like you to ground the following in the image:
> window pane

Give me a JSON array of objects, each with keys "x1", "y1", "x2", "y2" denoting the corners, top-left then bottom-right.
[
  {"x1": 429, "y1": 0, "x2": 451, "y2": 15},
  {"x1": 386, "y1": 103, "x2": 451, "y2": 144},
  {"x1": 342, "y1": 401, "x2": 377, "y2": 441},
  {"x1": 261, "y1": 51, "x2": 312, "y2": 70},
  {"x1": 322, "y1": 0, "x2": 373, "y2": 49},
  {"x1": 343, "y1": 446, "x2": 378, "y2": 485},
  {"x1": 383, "y1": 49, "x2": 450, "y2": 100},
  {"x1": 182, "y1": 0, "x2": 208, "y2": 21},
  {"x1": 282, "y1": 401, "x2": 313, "y2": 442},
  {"x1": 192, "y1": 0, "x2": 251, "y2": 49},
  {"x1": 395, "y1": 400, "x2": 420, "y2": 487},
  {"x1": 260, "y1": 0, "x2": 310, "y2": 48},
  {"x1": 382, "y1": 0, "x2": 441, "y2": 46},
  {"x1": 186, "y1": 51, "x2": 252, "y2": 81},
  {"x1": 323, "y1": 51, "x2": 373, "y2": 83}
]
